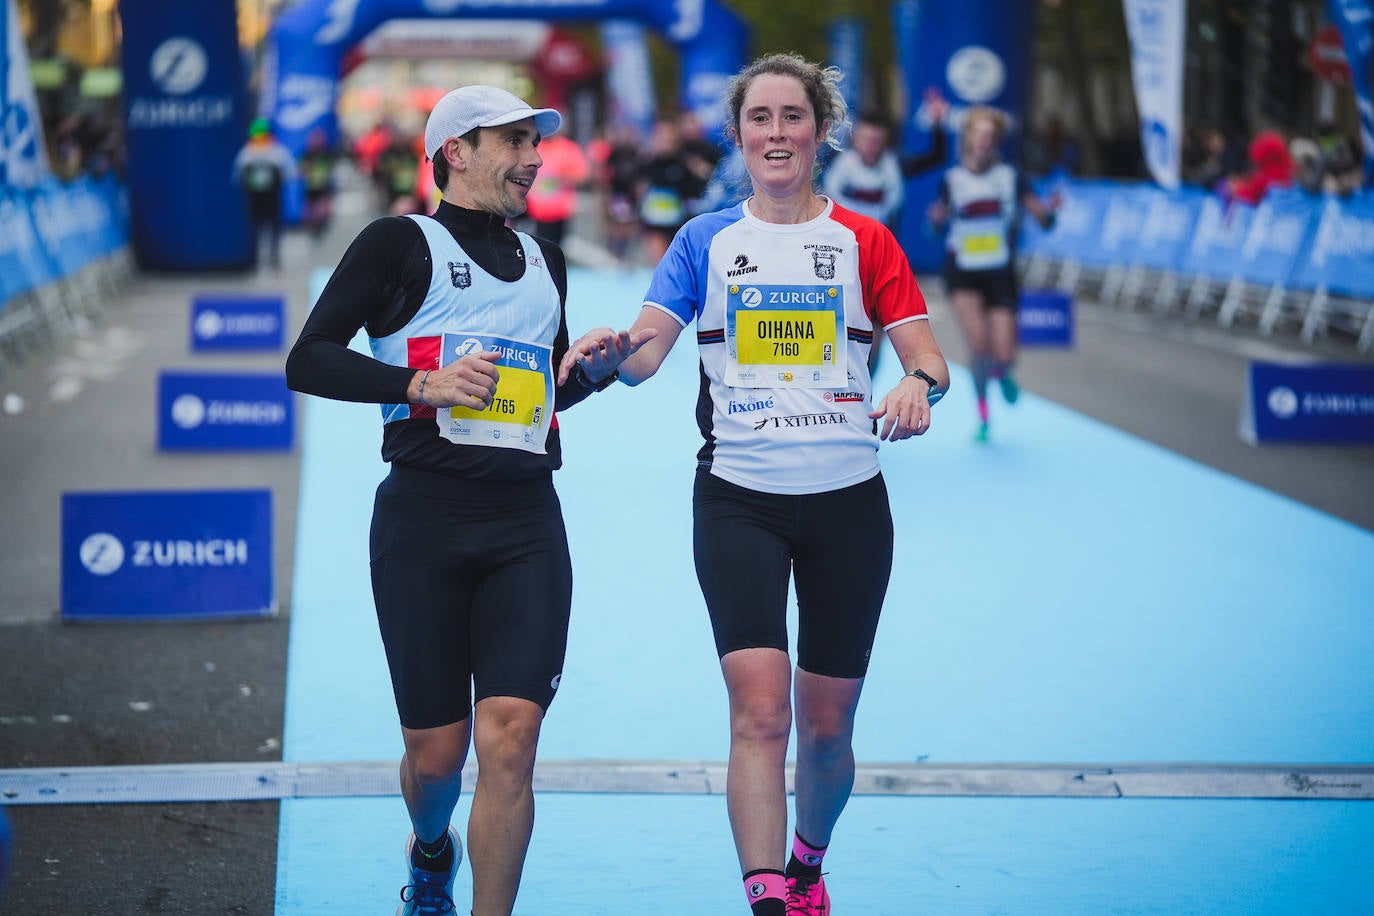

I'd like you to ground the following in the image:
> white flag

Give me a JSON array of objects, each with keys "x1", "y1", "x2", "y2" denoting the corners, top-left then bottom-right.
[{"x1": 1123, "y1": 0, "x2": 1186, "y2": 189}]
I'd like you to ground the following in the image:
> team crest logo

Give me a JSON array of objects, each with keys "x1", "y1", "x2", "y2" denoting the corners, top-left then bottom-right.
[
  {"x1": 448, "y1": 261, "x2": 472, "y2": 289},
  {"x1": 812, "y1": 250, "x2": 836, "y2": 280}
]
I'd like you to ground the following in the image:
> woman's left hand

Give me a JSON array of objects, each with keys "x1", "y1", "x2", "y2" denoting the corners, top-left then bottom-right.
[{"x1": 869, "y1": 376, "x2": 933, "y2": 441}]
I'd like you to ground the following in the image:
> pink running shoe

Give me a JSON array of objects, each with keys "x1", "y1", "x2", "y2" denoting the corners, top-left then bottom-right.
[{"x1": 785, "y1": 872, "x2": 830, "y2": 915}]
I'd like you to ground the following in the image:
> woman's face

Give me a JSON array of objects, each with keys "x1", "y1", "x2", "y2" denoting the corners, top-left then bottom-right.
[
  {"x1": 737, "y1": 72, "x2": 824, "y2": 198},
  {"x1": 966, "y1": 117, "x2": 999, "y2": 168}
]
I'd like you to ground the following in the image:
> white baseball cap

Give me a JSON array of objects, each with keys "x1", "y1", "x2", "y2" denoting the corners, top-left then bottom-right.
[{"x1": 423, "y1": 85, "x2": 562, "y2": 159}]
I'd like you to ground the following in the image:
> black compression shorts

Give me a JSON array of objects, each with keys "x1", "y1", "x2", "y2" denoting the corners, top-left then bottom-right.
[
  {"x1": 692, "y1": 468, "x2": 894, "y2": 679},
  {"x1": 942, "y1": 255, "x2": 1019, "y2": 310},
  {"x1": 369, "y1": 465, "x2": 572, "y2": 729}
]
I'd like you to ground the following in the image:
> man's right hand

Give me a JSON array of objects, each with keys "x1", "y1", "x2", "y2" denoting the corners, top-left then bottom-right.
[{"x1": 411, "y1": 351, "x2": 501, "y2": 409}]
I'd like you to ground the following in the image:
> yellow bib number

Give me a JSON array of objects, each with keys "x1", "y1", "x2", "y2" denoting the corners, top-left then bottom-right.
[
  {"x1": 449, "y1": 365, "x2": 547, "y2": 427},
  {"x1": 961, "y1": 233, "x2": 1002, "y2": 256},
  {"x1": 736, "y1": 309, "x2": 838, "y2": 365}
]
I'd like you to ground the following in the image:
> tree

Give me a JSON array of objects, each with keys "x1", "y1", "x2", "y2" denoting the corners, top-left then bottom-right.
[{"x1": 18, "y1": 0, "x2": 87, "y2": 59}]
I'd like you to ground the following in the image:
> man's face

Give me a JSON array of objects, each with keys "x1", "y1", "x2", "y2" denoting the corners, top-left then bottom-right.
[
  {"x1": 449, "y1": 118, "x2": 543, "y2": 219},
  {"x1": 851, "y1": 121, "x2": 889, "y2": 167}
]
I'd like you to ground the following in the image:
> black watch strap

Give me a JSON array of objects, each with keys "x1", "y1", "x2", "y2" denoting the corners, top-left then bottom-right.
[
  {"x1": 572, "y1": 362, "x2": 619, "y2": 392},
  {"x1": 906, "y1": 368, "x2": 944, "y2": 404}
]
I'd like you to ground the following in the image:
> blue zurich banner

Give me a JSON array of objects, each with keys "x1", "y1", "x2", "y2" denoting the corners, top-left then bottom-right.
[
  {"x1": 61, "y1": 489, "x2": 275, "y2": 621},
  {"x1": 190, "y1": 294, "x2": 285, "y2": 351},
  {"x1": 158, "y1": 371, "x2": 295, "y2": 451},
  {"x1": 1017, "y1": 290, "x2": 1074, "y2": 346},
  {"x1": 1246, "y1": 362, "x2": 1374, "y2": 444},
  {"x1": 119, "y1": 0, "x2": 252, "y2": 269},
  {"x1": 827, "y1": 16, "x2": 866, "y2": 145},
  {"x1": 893, "y1": 0, "x2": 1038, "y2": 271}
]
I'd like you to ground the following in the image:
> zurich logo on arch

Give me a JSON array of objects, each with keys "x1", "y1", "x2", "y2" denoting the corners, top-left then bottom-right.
[{"x1": 149, "y1": 37, "x2": 208, "y2": 96}]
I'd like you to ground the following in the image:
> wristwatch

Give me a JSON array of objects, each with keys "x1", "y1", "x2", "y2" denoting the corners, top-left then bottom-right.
[
  {"x1": 571, "y1": 361, "x2": 619, "y2": 392},
  {"x1": 905, "y1": 368, "x2": 944, "y2": 405}
]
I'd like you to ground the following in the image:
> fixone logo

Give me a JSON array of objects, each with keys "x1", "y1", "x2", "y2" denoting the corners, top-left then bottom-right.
[
  {"x1": 149, "y1": 37, "x2": 208, "y2": 95},
  {"x1": 79, "y1": 533, "x2": 125, "y2": 576},
  {"x1": 727, "y1": 395, "x2": 775, "y2": 414},
  {"x1": 1266, "y1": 386, "x2": 1300, "y2": 420},
  {"x1": 748, "y1": 881, "x2": 767, "y2": 899}
]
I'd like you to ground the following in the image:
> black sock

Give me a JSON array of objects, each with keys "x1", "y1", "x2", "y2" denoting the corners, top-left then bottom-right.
[
  {"x1": 750, "y1": 900, "x2": 786, "y2": 916},
  {"x1": 411, "y1": 830, "x2": 454, "y2": 873}
]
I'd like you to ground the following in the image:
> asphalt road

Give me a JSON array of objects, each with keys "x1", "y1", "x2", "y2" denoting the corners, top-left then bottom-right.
[{"x1": 1, "y1": 186, "x2": 1371, "y2": 915}]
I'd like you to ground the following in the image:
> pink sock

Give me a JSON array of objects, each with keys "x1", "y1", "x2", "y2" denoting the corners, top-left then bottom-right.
[
  {"x1": 977, "y1": 398, "x2": 989, "y2": 424},
  {"x1": 743, "y1": 869, "x2": 786, "y2": 906},
  {"x1": 792, "y1": 833, "x2": 828, "y2": 869}
]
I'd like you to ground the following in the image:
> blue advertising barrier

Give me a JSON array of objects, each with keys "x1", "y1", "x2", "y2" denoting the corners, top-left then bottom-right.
[
  {"x1": 1173, "y1": 193, "x2": 1256, "y2": 281},
  {"x1": 1018, "y1": 290, "x2": 1074, "y2": 346},
  {"x1": 158, "y1": 371, "x2": 295, "y2": 451},
  {"x1": 61, "y1": 489, "x2": 275, "y2": 621},
  {"x1": 1130, "y1": 185, "x2": 1206, "y2": 271},
  {"x1": 119, "y1": 0, "x2": 252, "y2": 270},
  {"x1": 1017, "y1": 179, "x2": 1111, "y2": 265},
  {"x1": 0, "y1": 176, "x2": 129, "y2": 305},
  {"x1": 0, "y1": 187, "x2": 54, "y2": 301},
  {"x1": 1017, "y1": 178, "x2": 1374, "y2": 304},
  {"x1": 190, "y1": 294, "x2": 285, "y2": 352},
  {"x1": 1290, "y1": 193, "x2": 1374, "y2": 298},
  {"x1": 1231, "y1": 189, "x2": 1318, "y2": 288},
  {"x1": 30, "y1": 176, "x2": 112, "y2": 277},
  {"x1": 1240, "y1": 362, "x2": 1374, "y2": 444}
]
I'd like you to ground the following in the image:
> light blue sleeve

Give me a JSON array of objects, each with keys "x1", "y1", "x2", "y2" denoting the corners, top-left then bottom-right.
[{"x1": 642, "y1": 207, "x2": 739, "y2": 326}]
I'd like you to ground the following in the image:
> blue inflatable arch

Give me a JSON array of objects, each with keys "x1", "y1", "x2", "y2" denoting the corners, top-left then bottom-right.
[{"x1": 263, "y1": 0, "x2": 749, "y2": 157}]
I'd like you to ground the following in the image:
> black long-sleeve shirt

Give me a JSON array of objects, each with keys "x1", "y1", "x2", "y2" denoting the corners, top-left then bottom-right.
[{"x1": 285, "y1": 201, "x2": 593, "y2": 481}]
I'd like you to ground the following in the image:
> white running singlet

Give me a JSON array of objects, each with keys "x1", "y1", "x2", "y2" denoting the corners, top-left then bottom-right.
[
  {"x1": 369, "y1": 214, "x2": 561, "y2": 453},
  {"x1": 643, "y1": 197, "x2": 928, "y2": 495}
]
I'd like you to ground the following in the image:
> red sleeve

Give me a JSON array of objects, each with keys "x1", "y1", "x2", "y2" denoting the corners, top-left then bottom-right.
[{"x1": 831, "y1": 204, "x2": 928, "y2": 327}]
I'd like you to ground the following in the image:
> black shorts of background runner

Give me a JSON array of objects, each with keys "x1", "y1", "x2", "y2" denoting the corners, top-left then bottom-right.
[
  {"x1": 942, "y1": 256, "x2": 1019, "y2": 311},
  {"x1": 692, "y1": 469, "x2": 894, "y2": 679},
  {"x1": 370, "y1": 465, "x2": 572, "y2": 729}
]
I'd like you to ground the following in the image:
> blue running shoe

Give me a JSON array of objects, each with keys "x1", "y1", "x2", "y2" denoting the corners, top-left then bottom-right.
[
  {"x1": 999, "y1": 371, "x2": 1020, "y2": 405},
  {"x1": 397, "y1": 826, "x2": 461, "y2": 915}
]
